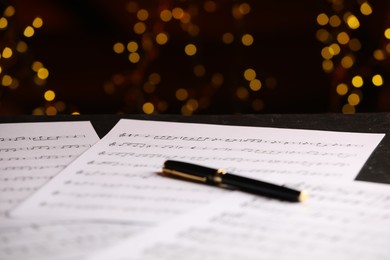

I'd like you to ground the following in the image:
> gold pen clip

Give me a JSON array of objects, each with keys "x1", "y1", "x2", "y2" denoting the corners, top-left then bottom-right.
[{"x1": 162, "y1": 167, "x2": 207, "y2": 183}]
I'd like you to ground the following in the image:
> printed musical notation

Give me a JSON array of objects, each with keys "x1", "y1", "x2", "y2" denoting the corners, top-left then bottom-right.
[
  {"x1": 0, "y1": 134, "x2": 86, "y2": 142},
  {"x1": 0, "y1": 121, "x2": 100, "y2": 223},
  {"x1": 10, "y1": 119, "x2": 385, "y2": 224},
  {"x1": 89, "y1": 181, "x2": 390, "y2": 260},
  {"x1": 0, "y1": 121, "x2": 127, "y2": 260}
]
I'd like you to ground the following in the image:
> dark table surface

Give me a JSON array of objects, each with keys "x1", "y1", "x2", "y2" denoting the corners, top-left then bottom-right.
[{"x1": 1, "y1": 113, "x2": 389, "y2": 184}]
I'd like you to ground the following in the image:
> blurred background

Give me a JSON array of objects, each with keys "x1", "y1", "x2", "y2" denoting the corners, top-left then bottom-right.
[{"x1": 0, "y1": 0, "x2": 389, "y2": 115}]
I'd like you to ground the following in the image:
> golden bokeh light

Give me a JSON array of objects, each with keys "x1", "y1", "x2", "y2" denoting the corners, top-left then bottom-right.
[
  {"x1": 373, "y1": 49, "x2": 385, "y2": 61},
  {"x1": 342, "y1": 104, "x2": 355, "y2": 114},
  {"x1": 329, "y1": 43, "x2": 341, "y2": 55},
  {"x1": 249, "y1": 79, "x2": 262, "y2": 91},
  {"x1": 176, "y1": 88, "x2": 189, "y2": 101},
  {"x1": 128, "y1": 52, "x2": 140, "y2": 63},
  {"x1": 348, "y1": 93, "x2": 360, "y2": 106},
  {"x1": 113, "y1": 42, "x2": 125, "y2": 54},
  {"x1": 241, "y1": 34, "x2": 254, "y2": 46},
  {"x1": 46, "y1": 106, "x2": 57, "y2": 115},
  {"x1": 32, "y1": 61, "x2": 43, "y2": 72},
  {"x1": 2, "y1": 47, "x2": 13, "y2": 58},
  {"x1": 384, "y1": 28, "x2": 390, "y2": 39},
  {"x1": 348, "y1": 38, "x2": 361, "y2": 51},
  {"x1": 16, "y1": 41, "x2": 28, "y2": 53},
  {"x1": 172, "y1": 7, "x2": 184, "y2": 19},
  {"x1": 186, "y1": 98, "x2": 199, "y2": 112},
  {"x1": 341, "y1": 55, "x2": 354, "y2": 69},
  {"x1": 0, "y1": 17, "x2": 8, "y2": 29},
  {"x1": 346, "y1": 15, "x2": 360, "y2": 29},
  {"x1": 44, "y1": 90, "x2": 56, "y2": 101},
  {"x1": 351, "y1": 75, "x2": 363, "y2": 88},
  {"x1": 156, "y1": 33, "x2": 169, "y2": 45},
  {"x1": 133, "y1": 22, "x2": 146, "y2": 34},
  {"x1": 243, "y1": 68, "x2": 256, "y2": 81},
  {"x1": 127, "y1": 41, "x2": 138, "y2": 52},
  {"x1": 372, "y1": 74, "x2": 383, "y2": 87},
  {"x1": 184, "y1": 44, "x2": 197, "y2": 56},
  {"x1": 360, "y1": 2, "x2": 373, "y2": 15},
  {"x1": 37, "y1": 68, "x2": 49, "y2": 79},
  {"x1": 142, "y1": 102, "x2": 155, "y2": 114},
  {"x1": 336, "y1": 83, "x2": 348, "y2": 95},
  {"x1": 2, "y1": 75, "x2": 12, "y2": 86},
  {"x1": 316, "y1": 13, "x2": 329, "y2": 26},
  {"x1": 32, "y1": 17, "x2": 43, "y2": 28},
  {"x1": 329, "y1": 15, "x2": 341, "y2": 27},
  {"x1": 4, "y1": 6, "x2": 15, "y2": 17},
  {"x1": 337, "y1": 32, "x2": 350, "y2": 45},
  {"x1": 137, "y1": 9, "x2": 149, "y2": 21},
  {"x1": 32, "y1": 107, "x2": 45, "y2": 115},
  {"x1": 322, "y1": 60, "x2": 334, "y2": 72},
  {"x1": 321, "y1": 47, "x2": 333, "y2": 60},
  {"x1": 222, "y1": 32, "x2": 234, "y2": 44},
  {"x1": 180, "y1": 12, "x2": 191, "y2": 24},
  {"x1": 23, "y1": 26, "x2": 35, "y2": 37},
  {"x1": 316, "y1": 29, "x2": 331, "y2": 43},
  {"x1": 238, "y1": 3, "x2": 251, "y2": 15},
  {"x1": 160, "y1": 9, "x2": 172, "y2": 22}
]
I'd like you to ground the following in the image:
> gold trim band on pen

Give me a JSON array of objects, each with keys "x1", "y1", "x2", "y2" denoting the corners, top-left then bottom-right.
[{"x1": 162, "y1": 167, "x2": 207, "y2": 183}]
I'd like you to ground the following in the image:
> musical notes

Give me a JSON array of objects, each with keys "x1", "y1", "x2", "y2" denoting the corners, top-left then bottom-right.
[
  {"x1": 10, "y1": 119, "x2": 384, "y2": 224},
  {"x1": 0, "y1": 121, "x2": 99, "y2": 224},
  {"x1": 0, "y1": 134, "x2": 86, "y2": 142},
  {"x1": 89, "y1": 181, "x2": 390, "y2": 260}
]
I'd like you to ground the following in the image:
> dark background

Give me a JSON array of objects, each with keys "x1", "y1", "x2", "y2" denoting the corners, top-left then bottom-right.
[{"x1": 1, "y1": 0, "x2": 389, "y2": 115}]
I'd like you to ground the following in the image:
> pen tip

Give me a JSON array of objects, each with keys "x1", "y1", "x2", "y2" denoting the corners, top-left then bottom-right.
[{"x1": 298, "y1": 191, "x2": 309, "y2": 202}]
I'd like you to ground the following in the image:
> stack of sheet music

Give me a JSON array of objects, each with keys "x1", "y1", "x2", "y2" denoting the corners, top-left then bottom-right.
[{"x1": 1, "y1": 119, "x2": 389, "y2": 260}]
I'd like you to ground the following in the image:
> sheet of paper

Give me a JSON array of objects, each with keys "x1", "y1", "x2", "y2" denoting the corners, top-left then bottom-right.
[
  {"x1": 0, "y1": 121, "x2": 100, "y2": 226},
  {"x1": 89, "y1": 181, "x2": 390, "y2": 260},
  {"x1": 0, "y1": 122, "x2": 143, "y2": 260},
  {"x1": 0, "y1": 221, "x2": 144, "y2": 260},
  {"x1": 10, "y1": 119, "x2": 385, "y2": 224}
]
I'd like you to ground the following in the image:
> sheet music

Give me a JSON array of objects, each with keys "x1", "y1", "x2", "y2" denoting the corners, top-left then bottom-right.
[
  {"x1": 0, "y1": 121, "x2": 143, "y2": 260},
  {"x1": 10, "y1": 119, "x2": 385, "y2": 224},
  {"x1": 89, "y1": 181, "x2": 390, "y2": 260},
  {"x1": 0, "y1": 121, "x2": 99, "y2": 225},
  {"x1": 0, "y1": 221, "x2": 144, "y2": 260}
]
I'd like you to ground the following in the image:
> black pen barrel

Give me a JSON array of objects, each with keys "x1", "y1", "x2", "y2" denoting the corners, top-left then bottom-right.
[{"x1": 221, "y1": 173, "x2": 302, "y2": 202}]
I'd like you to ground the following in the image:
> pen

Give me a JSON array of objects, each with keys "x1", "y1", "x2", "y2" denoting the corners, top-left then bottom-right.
[{"x1": 162, "y1": 160, "x2": 308, "y2": 202}]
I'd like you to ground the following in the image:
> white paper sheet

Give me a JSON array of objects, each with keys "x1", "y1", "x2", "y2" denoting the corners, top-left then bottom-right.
[
  {"x1": 0, "y1": 221, "x2": 144, "y2": 260},
  {"x1": 0, "y1": 122, "x2": 143, "y2": 260},
  {"x1": 89, "y1": 181, "x2": 390, "y2": 260},
  {"x1": 0, "y1": 121, "x2": 99, "y2": 225},
  {"x1": 10, "y1": 119, "x2": 385, "y2": 224}
]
